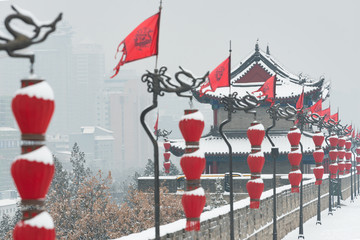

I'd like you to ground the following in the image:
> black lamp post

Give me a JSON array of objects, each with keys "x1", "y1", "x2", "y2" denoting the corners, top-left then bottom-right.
[
  {"x1": 219, "y1": 92, "x2": 262, "y2": 240},
  {"x1": 265, "y1": 103, "x2": 297, "y2": 240},
  {"x1": 140, "y1": 67, "x2": 208, "y2": 239}
]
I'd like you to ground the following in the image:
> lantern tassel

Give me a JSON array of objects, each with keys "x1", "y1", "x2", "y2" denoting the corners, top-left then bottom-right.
[
  {"x1": 249, "y1": 199, "x2": 260, "y2": 209},
  {"x1": 185, "y1": 219, "x2": 200, "y2": 231},
  {"x1": 291, "y1": 186, "x2": 300, "y2": 193}
]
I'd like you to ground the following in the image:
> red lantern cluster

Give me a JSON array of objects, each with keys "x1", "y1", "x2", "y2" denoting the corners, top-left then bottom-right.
[
  {"x1": 356, "y1": 147, "x2": 360, "y2": 175},
  {"x1": 287, "y1": 127, "x2": 302, "y2": 192},
  {"x1": 11, "y1": 78, "x2": 56, "y2": 239},
  {"x1": 179, "y1": 109, "x2": 206, "y2": 231},
  {"x1": 312, "y1": 131, "x2": 324, "y2": 185},
  {"x1": 337, "y1": 137, "x2": 346, "y2": 175},
  {"x1": 328, "y1": 134, "x2": 339, "y2": 179},
  {"x1": 163, "y1": 142, "x2": 171, "y2": 174},
  {"x1": 246, "y1": 121, "x2": 265, "y2": 209},
  {"x1": 344, "y1": 140, "x2": 352, "y2": 174}
]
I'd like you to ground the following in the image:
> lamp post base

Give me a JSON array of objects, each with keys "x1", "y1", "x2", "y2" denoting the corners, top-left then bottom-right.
[
  {"x1": 316, "y1": 221, "x2": 321, "y2": 225},
  {"x1": 298, "y1": 234, "x2": 305, "y2": 239}
]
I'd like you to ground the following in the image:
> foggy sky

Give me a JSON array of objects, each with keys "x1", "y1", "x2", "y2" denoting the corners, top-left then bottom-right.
[{"x1": 1, "y1": 0, "x2": 360, "y2": 127}]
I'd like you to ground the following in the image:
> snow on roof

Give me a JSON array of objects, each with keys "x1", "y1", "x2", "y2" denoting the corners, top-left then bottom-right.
[
  {"x1": 94, "y1": 135, "x2": 115, "y2": 141},
  {"x1": 0, "y1": 198, "x2": 18, "y2": 207},
  {"x1": 171, "y1": 132, "x2": 326, "y2": 155},
  {"x1": 81, "y1": 126, "x2": 95, "y2": 134},
  {"x1": 0, "y1": 127, "x2": 18, "y2": 132},
  {"x1": 197, "y1": 80, "x2": 318, "y2": 100}
]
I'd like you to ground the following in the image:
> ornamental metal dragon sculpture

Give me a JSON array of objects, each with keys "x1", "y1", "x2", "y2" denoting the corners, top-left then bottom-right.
[{"x1": 0, "y1": 5, "x2": 62, "y2": 73}]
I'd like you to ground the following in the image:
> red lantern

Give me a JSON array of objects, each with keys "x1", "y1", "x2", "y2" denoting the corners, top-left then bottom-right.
[
  {"x1": 180, "y1": 151, "x2": 205, "y2": 180},
  {"x1": 356, "y1": 156, "x2": 360, "y2": 164},
  {"x1": 329, "y1": 150, "x2": 338, "y2": 162},
  {"x1": 313, "y1": 150, "x2": 324, "y2": 164},
  {"x1": 313, "y1": 166, "x2": 324, "y2": 185},
  {"x1": 338, "y1": 150, "x2": 346, "y2": 159},
  {"x1": 288, "y1": 170, "x2": 302, "y2": 193},
  {"x1": 163, "y1": 152, "x2": 171, "y2": 161},
  {"x1": 12, "y1": 81, "x2": 55, "y2": 139},
  {"x1": 329, "y1": 135, "x2": 339, "y2": 147},
  {"x1": 338, "y1": 137, "x2": 346, "y2": 148},
  {"x1": 181, "y1": 188, "x2": 206, "y2": 231},
  {"x1": 345, "y1": 162, "x2": 351, "y2": 174},
  {"x1": 247, "y1": 152, "x2": 265, "y2": 176},
  {"x1": 288, "y1": 149, "x2": 302, "y2": 167},
  {"x1": 247, "y1": 121, "x2": 265, "y2": 149},
  {"x1": 357, "y1": 165, "x2": 360, "y2": 175},
  {"x1": 345, "y1": 140, "x2": 352, "y2": 150},
  {"x1": 338, "y1": 162, "x2": 346, "y2": 175},
  {"x1": 179, "y1": 110, "x2": 204, "y2": 146},
  {"x1": 312, "y1": 132, "x2": 324, "y2": 147},
  {"x1": 287, "y1": 127, "x2": 301, "y2": 147},
  {"x1": 246, "y1": 178, "x2": 264, "y2": 209},
  {"x1": 13, "y1": 211, "x2": 55, "y2": 240},
  {"x1": 11, "y1": 146, "x2": 54, "y2": 200},
  {"x1": 164, "y1": 162, "x2": 170, "y2": 174},
  {"x1": 329, "y1": 164, "x2": 338, "y2": 179},
  {"x1": 345, "y1": 152, "x2": 352, "y2": 160},
  {"x1": 356, "y1": 147, "x2": 360, "y2": 155},
  {"x1": 163, "y1": 142, "x2": 171, "y2": 151}
]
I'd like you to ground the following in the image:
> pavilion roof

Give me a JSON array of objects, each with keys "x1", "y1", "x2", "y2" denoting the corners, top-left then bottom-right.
[
  {"x1": 169, "y1": 131, "x2": 327, "y2": 156},
  {"x1": 194, "y1": 43, "x2": 326, "y2": 103}
]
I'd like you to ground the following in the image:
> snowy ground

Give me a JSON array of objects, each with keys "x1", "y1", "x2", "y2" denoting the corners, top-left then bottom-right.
[{"x1": 283, "y1": 196, "x2": 360, "y2": 240}]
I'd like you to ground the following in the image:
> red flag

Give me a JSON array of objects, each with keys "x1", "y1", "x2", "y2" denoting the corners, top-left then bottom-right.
[
  {"x1": 253, "y1": 75, "x2": 276, "y2": 105},
  {"x1": 352, "y1": 129, "x2": 355, "y2": 138},
  {"x1": 309, "y1": 99, "x2": 322, "y2": 113},
  {"x1": 330, "y1": 113, "x2": 338, "y2": 122},
  {"x1": 112, "y1": 12, "x2": 160, "y2": 78},
  {"x1": 154, "y1": 112, "x2": 159, "y2": 135},
  {"x1": 320, "y1": 107, "x2": 330, "y2": 121},
  {"x1": 296, "y1": 87, "x2": 304, "y2": 110},
  {"x1": 201, "y1": 57, "x2": 230, "y2": 96}
]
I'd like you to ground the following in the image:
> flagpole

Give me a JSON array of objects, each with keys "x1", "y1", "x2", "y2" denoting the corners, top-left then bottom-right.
[
  {"x1": 229, "y1": 40, "x2": 232, "y2": 96},
  {"x1": 155, "y1": 0, "x2": 162, "y2": 71}
]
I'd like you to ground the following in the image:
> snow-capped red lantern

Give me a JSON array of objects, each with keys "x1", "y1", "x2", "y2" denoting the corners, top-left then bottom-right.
[
  {"x1": 288, "y1": 149, "x2": 302, "y2": 168},
  {"x1": 345, "y1": 162, "x2": 351, "y2": 174},
  {"x1": 338, "y1": 150, "x2": 346, "y2": 159},
  {"x1": 356, "y1": 147, "x2": 360, "y2": 155},
  {"x1": 163, "y1": 142, "x2": 171, "y2": 151},
  {"x1": 11, "y1": 146, "x2": 54, "y2": 200},
  {"x1": 329, "y1": 164, "x2": 338, "y2": 179},
  {"x1": 345, "y1": 152, "x2": 352, "y2": 160},
  {"x1": 329, "y1": 135, "x2": 339, "y2": 148},
  {"x1": 247, "y1": 152, "x2": 265, "y2": 176},
  {"x1": 338, "y1": 137, "x2": 346, "y2": 148},
  {"x1": 313, "y1": 166, "x2": 324, "y2": 185},
  {"x1": 246, "y1": 178, "x2": 264, "y2": 209},
  {"x1": 12, "y1": 81, "x2": 55, "y2": 140},
  {"x1": 338, "y1": 162, "x2": 346, "y2": 175},
  {"x1": 181, "y1": 188, "x2": 206, "y2": 231},
  {"x1": 329, "y1": 150, "x2": 338, "y2": 162},
  {"x1": 163, "y1": 152, "x2": 171, "y2": 161},
  {"x1": 288, "y1": 170, "x2": 302, "y2": 193},
  {"x1": 164, "y1": 162, "x2": 171, "y2": 174},
  {"x1": 179, "y1": 110, "x2": 204, "y2": 147},
  {"x1": 180, "y1": 151, "x2": 205, "y2": 181},
  {"x1": 13, "y1": 211, "x2": 55, "y2": 240},
  {"x1": 356, "y1": 156, "x2": 360, "y2": 164},
  {"x1": 287, "y1": 127, "x2": 301, "y2": 147},
  {"x1": 357, "y1": 165, "x2": 360, "y2": 175},
  {"x1": 345, "y1": 140, "x2": 352, "y2": 150},
  {"x1": 312, "y1": 132, "x2": 324, "y2": 147},
  {"x1": 247, "y1": 121, "x2": 265, "y2": 149},
  {"x1": 313, "y1": 149, "x2": 324, "y2": 164}
]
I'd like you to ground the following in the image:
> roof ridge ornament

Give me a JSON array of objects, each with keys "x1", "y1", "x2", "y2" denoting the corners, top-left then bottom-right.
[
  {"x1": 255, "y1": 39, "x2": 259, "y2": 52},
  {"x1": 266, "y1": 44, "x2": 270, "y2": 55}
]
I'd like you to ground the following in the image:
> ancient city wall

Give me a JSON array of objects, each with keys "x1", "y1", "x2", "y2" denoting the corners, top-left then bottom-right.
[{"x1": 118, "y1": 174, "x2": 355, "y2": 240}]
